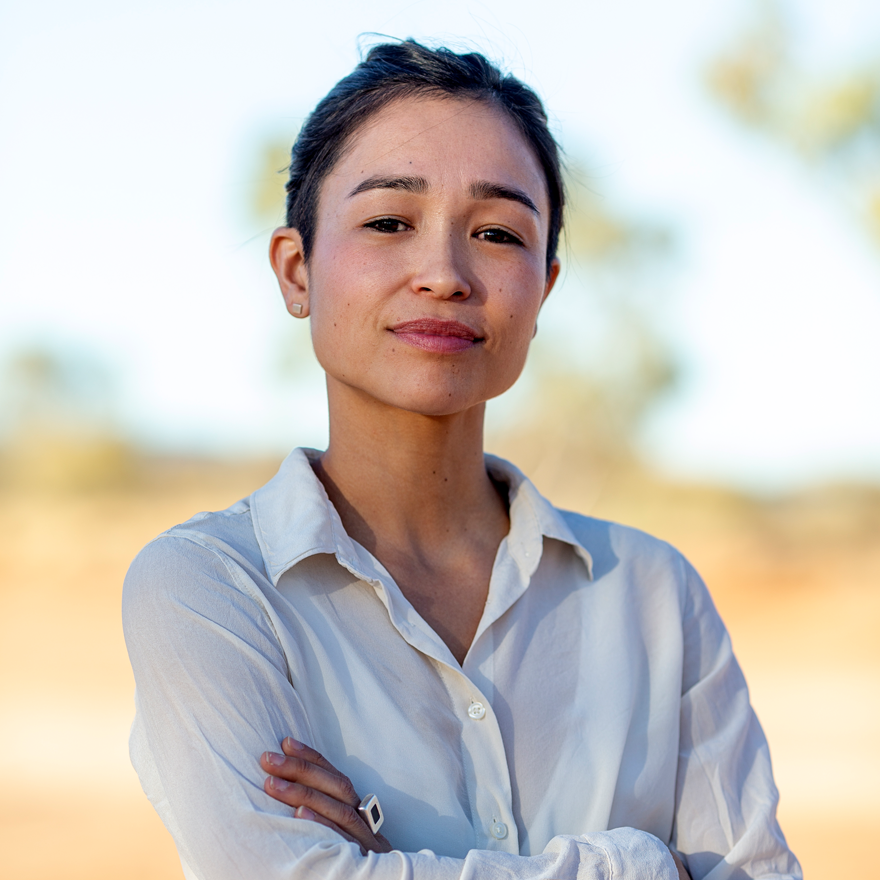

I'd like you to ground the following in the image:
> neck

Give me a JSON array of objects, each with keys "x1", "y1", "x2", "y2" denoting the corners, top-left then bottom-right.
[{"x1": 315, "y1": 381, "x2": 508, "y2": 560}]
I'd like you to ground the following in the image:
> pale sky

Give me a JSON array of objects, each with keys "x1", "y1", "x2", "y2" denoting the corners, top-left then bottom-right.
[{"x1": 2, "y1": 0, "x2": 879, "y2": 491}]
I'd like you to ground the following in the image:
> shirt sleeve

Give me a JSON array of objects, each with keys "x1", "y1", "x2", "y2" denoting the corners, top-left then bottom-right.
[
  {"x1": 671, "y1": 557, "x2": 803, "y2": 880},
  {"x1": 123, "y1": 534, "x2": 679, "y2": 880}
]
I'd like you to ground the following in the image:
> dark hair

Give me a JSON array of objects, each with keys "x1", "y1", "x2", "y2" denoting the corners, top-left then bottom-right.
[{"x1": 285, "y1": 40, "x2": 565, "y2": 275}]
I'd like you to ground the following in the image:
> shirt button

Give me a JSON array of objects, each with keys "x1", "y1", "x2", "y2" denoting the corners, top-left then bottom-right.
[
  {"x1": 491, "y1": 821, "x2": 508, "y2": 840},
  {"x1": 467, "y1": 701, "x2": 486, "y2": 720}
]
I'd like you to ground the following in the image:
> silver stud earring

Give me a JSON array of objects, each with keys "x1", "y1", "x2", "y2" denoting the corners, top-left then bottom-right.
[{"x1": 291, "y1": 303, "x2": 304, "y2": 316}]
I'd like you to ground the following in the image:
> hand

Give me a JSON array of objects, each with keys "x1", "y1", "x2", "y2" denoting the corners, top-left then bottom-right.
[
  {"x1": 670, "y1": 850, "x2": 692, "y2": 880},
  {"x1": 261, "y1": 736, "x2": 393, "y2": 855}
]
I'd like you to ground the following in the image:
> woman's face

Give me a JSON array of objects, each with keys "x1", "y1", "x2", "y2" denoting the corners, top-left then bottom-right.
[{"x1": 272, "y1": 95, "x2": 559, "y2": 419}]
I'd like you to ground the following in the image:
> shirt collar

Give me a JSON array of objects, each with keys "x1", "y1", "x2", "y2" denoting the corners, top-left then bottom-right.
[
  {"x1": 250, "y1": 447, "x2": 372, "y2": 586},
  {"x1": 484, "y1": 453, "x2": 594, "y2": 581},
  {"x1": 250, "y1": 447, "x2": 593, "y2": 588}
]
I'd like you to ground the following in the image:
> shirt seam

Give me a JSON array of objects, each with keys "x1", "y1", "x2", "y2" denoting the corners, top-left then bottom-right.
[{"x1": 152, "y1": 531, "x2": 292, "y2": 683}]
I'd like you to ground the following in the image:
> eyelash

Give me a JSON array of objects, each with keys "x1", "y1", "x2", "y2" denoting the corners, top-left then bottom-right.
[
  {"x1": 364, "y1": 218, "x2": 524, "y2": 247},
  {"x1": 477, "y1": 227, "x2": 524, "y2": 246},
  {"x1": 364, "y1": 218, "x2": 410, "y2": 233}
]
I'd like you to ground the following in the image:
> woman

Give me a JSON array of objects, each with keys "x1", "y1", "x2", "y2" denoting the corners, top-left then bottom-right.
[{"x1": 123, "y1": 41, "x2": 801, "y2": 880}]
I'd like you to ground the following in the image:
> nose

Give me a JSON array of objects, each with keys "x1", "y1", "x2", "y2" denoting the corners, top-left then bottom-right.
[{"x1": 409, "y1": 231, "x2": 472, "y2": 300}]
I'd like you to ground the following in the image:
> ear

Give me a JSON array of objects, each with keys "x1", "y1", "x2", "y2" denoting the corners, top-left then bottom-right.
[
  {"x1": 541, "y1": 257, "x2": 561, "y2": 308},
  {"x1": 534, "y1": 258, "x2": 561, "y2": 338},
  {"x1": 269, "y1": 227, "x2": 310, "y2": 318}
]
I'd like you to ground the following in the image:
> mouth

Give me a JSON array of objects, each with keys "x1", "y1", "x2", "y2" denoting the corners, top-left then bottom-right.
[{"x1": 389, "y1": 319, "x2": 484, "y2": 354}]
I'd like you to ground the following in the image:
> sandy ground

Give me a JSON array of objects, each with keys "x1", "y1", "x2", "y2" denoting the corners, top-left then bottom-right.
[{"x1": 1, "y1": 461, "x2": 878, "y2": 879}]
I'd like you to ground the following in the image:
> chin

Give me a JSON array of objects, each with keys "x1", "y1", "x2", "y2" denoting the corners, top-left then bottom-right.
[
  {"x1": 396, "y1": 393, "x2": 484, "y2": 419},
  {"x1": 385, "y1": 380, "x2": 515, "y2": 419},
  {"x1": 328, "y1": 368, "x2": 519, "y2": 420}
]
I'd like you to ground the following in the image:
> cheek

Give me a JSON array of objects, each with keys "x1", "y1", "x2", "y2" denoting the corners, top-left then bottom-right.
[
  {"x1": 306, "y1": 277, "x2": 354, "y2": 373},
  {"x1": 310, "y1": 239, "x2": 399, "y2": 315},
  {"x1": 306, "y1": 263, "x2": 388, "y2": 378},
  {"x1": 498, "y1": 276, "x2": 544, "y2": 340}
]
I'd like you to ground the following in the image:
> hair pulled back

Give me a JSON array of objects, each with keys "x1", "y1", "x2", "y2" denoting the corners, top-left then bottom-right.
[{"x1": 285, "y1": 40, "x2": 565, "y2": 274}]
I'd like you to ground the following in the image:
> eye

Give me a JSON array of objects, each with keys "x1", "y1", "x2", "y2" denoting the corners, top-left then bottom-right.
[
  {"x1": 477, "y1": 227, "x2": 524, "y2": 246},
  {"x1": 364, "y1": 217, "x2": 410, "y2": 233}
]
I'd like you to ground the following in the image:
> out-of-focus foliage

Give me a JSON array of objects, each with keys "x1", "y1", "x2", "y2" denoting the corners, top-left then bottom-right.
[
  {"x1": 705, "y1": 0, "x2": 880, "y2": 247},
  {"x1": 0, "y1": 348, "x2": 136, "y2": 491},
  {"x1": 251, "y1": 141, "x2": 293, "y2": 226},
  {"x1": 499, "y1": 166, "x2": 677, "y2": 476},
  {"x1": 704, "y1": 3, "x2": 787, "y2": 128}
]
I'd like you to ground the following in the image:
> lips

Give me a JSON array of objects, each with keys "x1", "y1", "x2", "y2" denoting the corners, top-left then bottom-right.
[{"x1": 390, "y1": 319, "x2": 483, "y2": 354}]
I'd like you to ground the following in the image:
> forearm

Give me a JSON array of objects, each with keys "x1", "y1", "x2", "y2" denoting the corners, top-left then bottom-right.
[
  {"x1": 124, "y1": 538, "x2": 680, "y2": 880},
  {"x1": 173, "y1": 822, "x2": 680, "y2": 880}
]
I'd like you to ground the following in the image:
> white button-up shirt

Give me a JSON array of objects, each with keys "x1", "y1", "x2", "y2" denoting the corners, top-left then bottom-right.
[{"x1": 123, "y1": 448, "x2": 801, "y2": 880}]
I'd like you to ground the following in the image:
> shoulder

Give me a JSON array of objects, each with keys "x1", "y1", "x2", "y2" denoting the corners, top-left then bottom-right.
[
  {"x1": 126, "y1": 496, "x2": 260, "y2": 578},
  {"x1": 559, "y1": 508, "x2": 690, "y2": 579},
  {"x1": 556, "y1": 509, "x2": 729, "y2": 683},
  {"x1": 122, "y1": 495, "x2": 271, "y2": 634},
  {"x1": 491, "y1": 451, "x2": 701, "y2": 603},
  {"x1": 122, "y1": 499, "x2": 292, "y2": 707},
  {"x1": 554, "y1": 507, "x2": 715, "y2": 627}
]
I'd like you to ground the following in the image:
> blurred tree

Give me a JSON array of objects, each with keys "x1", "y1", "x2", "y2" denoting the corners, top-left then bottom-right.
[
  {"x1": 0, "y1": 347, "x2": 135, "y2": 491},
  {"x1": 705, "y1": 0, "x2": 880, "y2": 248},
  {"x1": 250, "y1": 140, "x2": 294, "y2": 227},
  {"x1": 492, "y1": 166, "x2": 677, "y2": 488}
]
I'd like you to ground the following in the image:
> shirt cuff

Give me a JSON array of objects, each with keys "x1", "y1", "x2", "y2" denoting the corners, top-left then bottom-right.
[{"x1": 453, "y1": 826, "x2": 677, "y2": 879}]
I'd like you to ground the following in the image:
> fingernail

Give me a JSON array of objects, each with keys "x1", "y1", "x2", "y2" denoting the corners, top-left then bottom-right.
[
  {"x1": 295, "y1": 805, "x2": 316, "y2": 820},
  {"x1": 264, "y1": 752, "x2": 285, "y2": 766},
  {"x1": 268, "y1": 776, "x2": 291, "y2": 791},
  {"x1": 284, "y1": 736, "x2": 305, "y2": 751}
]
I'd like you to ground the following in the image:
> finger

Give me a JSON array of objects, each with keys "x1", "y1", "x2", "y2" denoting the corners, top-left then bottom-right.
[
  {"x1": 263, "y1": 776, "x2": 385, "y2": 853},
  {"x1": 292, "y1": 805, "x2": 392, "y2": 855},
  {"x1": 264, "y1": 738, "x2": 393, "y2": 855},
  {"x1": 280, "y1": 737, "x2": 349, "y2": 782},
  {"x1": 265, "y1": 775, "x2": 363, "y2": 834},
  {"x1": 290, "y1": 805, "x2": 365, "y2": 852},
  {"x1": 373, "y1": 832, "x2": 393, "y2": 853},
  {"x1": 670, "y1": 851, "x2": 691, "y2": 880},
  {"x1": 260, "y1": 751, "x2": 360, "y2": 807}
]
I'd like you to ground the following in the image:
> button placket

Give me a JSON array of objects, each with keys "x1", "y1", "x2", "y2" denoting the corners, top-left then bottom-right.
[
  {"x1": 459, "y1": 694, "x2": 519, "y2": 852},
  {"x1": 435, "y1": 651, "x2": 519, "y2": 853},
  {"x1": 467, "y1": 701, "x2": 486, "y2": 720},
  {"x1": 490, "y1": 820, "x2": 508, "y2": 840}
]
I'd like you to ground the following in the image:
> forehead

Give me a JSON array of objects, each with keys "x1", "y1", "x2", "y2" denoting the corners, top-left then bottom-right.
[{"x1": 323, "y1": 95, "x2": 550, "y2": 212}]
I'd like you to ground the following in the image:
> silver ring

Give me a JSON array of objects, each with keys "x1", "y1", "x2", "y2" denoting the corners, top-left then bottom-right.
[{"x1": 357, "y1": 793, "x2": 384, "y2": 833}]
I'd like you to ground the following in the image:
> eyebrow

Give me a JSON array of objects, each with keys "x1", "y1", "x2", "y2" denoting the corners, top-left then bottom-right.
[
  {"x1": 469, "y1": 180, "x2": 540, "y2": 215},
  {"x1": 347, "y1": 175, "x2": 540, "y2": 215},
  {"x1": 348, "y1": 175, "x2": 429, "y2": 197}
]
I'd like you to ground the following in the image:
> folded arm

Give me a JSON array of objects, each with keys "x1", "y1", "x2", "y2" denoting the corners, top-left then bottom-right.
[{"x1": 124, "y1": 535, "x2": 679, "y2": 880}]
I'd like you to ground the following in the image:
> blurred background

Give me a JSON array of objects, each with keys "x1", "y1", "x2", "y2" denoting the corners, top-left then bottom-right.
[{"x1": 1, "y1": 0, "x2": 878, "y2": 877}]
